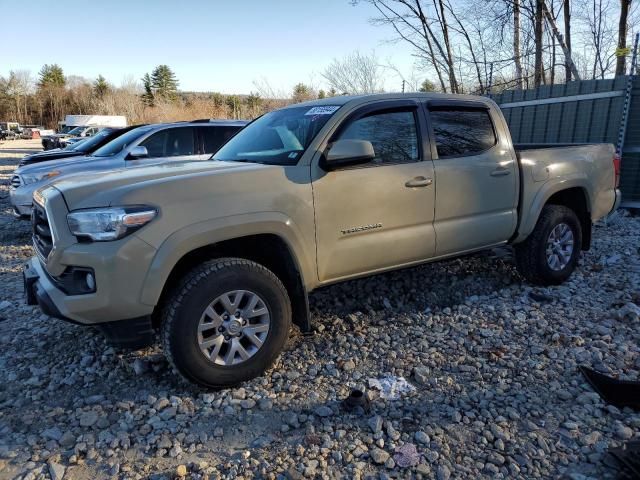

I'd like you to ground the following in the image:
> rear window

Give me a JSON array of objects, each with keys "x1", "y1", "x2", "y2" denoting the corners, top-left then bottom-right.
[
  {"x1": 429, "y1": 108, "x2": 496, "y2": 158},
  {"x1": 199, "y1": 126, "x2": 242, "y2": 154}
]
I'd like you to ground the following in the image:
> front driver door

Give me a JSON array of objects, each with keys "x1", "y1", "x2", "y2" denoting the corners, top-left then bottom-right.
[{"x1": 312, "y1": 101, "x2": 436, "y2": 283}]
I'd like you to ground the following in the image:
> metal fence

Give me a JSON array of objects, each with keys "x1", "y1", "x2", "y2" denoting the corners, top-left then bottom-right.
[{"x1": 490, "y1": 76, "x2": 640, "y2": 206}]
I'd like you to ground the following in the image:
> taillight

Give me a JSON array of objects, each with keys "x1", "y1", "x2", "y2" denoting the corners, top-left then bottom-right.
[{"x1": 613, "y1": 153, "x2": 621, "y2": 188}]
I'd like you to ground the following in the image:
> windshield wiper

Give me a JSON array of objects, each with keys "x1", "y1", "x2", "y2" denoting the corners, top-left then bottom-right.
[{"x1": 216, "y1": 158, "x2": 263, "y2": 164}]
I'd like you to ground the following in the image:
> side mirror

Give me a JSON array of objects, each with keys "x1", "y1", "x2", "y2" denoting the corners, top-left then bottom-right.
[
  {"x1": 322, "y1": 139, "x2": 375, "y2": 170},
  {"x1": 128, "y1": 146, "x2": 149, "y2": 159}
]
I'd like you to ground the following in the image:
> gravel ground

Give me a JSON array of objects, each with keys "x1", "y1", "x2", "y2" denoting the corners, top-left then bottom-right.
[{"x1": 0, "y1": 139, "x2": 639, "y2": 480}]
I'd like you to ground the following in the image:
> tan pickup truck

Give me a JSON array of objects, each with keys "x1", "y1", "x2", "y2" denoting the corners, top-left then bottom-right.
[{"x1": 24, "y1": 93, "x2": 621, "y2": 387}]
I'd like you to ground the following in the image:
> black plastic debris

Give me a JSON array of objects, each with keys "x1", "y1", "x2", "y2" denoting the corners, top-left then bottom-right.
[
  {"x1": 529, "y1": 291, "x2": 555, "y2": 302},
  {"x1": 607, "y1": 441, "x2": 640, "y2": 479},
  {"x1": 580, "y1": 366, "x2": 640, "y2": 411},
  {"x1": 341, "y1": 389, "x2": 370, "y2": 414}
]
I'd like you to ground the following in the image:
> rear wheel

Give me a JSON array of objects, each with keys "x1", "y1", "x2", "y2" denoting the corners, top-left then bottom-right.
[
  {"x1": 162, "y1": 258, "x2": 291, "y2": 388},
  {"x1": 515, "y1": 205, "x2": 582, "y2": 285}
]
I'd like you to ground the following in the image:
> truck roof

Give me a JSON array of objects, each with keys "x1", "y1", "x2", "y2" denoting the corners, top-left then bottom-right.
[{"x1": 285, "y1": 92, "x2": 495, "y2": 109}]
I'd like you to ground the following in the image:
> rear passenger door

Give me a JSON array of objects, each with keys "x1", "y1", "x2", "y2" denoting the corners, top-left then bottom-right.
[
  {"x1": 133, "y1": 126, "x2": 199, "y2": 165},
  {"x1": 197, "y1": 126, "x2": 240, "y2": 159},
  {"x1": 426, "y1": 102, "x2": 518, "y2": 255}
]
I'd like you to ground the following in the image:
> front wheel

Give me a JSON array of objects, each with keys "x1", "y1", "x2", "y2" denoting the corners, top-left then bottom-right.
[
  {"x1": 515, "y1": 205, "x2": 583, "y2": 286},
  {"x1": 162, "y1": 258, "x2": 291, "y2": 388}
]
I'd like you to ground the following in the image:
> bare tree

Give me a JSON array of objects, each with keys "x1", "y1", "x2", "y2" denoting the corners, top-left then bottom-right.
[
  {"x1": 534, "y1": 0, "x2": 545, "y2": 86},
  {"x1": 564, "y1": 0, "x2": 573, "y2": 80},
  {"x1": 514, "y1": 0, "x2": 525, "y2": 88},
  {"x1": 321, "y1": 51, "x2": 384, "y2": 94},
  {"x1": 616, "y1": 0, "x2": 633, "y2": 74}
]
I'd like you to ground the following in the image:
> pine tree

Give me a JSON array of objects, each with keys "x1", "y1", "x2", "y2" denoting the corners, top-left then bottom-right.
[
  {"x1": 38, "y1": 64, "x2": 65, "y2": 89},
  {"x1": 150, "y1": 65, "x2": 179, "y2": 101},
  {"x1": 226, "y1": 95, "x2": 241, "y2": 119},
  {"x1": 246, "y1": 92, "x2": 262, "y2": 116},
  {"x1": 211, "y1": 92, "x2": 225, "y2": 108},
  {"x1": 141, "y1": 73, "x2": 154, "y2": 106},
  {"x1": 93, "y1": 75, "x2": 109, "y2": 98},
  {"x1": 292, "y1": 83, "x2": 313, "y2": 103},
  {"x1": 318, "y1": 89, "x2": 326, "y2": 99}
]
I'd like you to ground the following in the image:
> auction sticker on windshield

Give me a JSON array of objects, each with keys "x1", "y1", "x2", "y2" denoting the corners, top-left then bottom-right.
[{"x1": 305, "y1": 106, "x2": 340, "y2": 115}]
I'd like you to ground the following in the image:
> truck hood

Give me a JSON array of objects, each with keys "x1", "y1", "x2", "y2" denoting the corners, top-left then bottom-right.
[{"x1": 51, "y1": 160, "x2": 264, "y2": 208}]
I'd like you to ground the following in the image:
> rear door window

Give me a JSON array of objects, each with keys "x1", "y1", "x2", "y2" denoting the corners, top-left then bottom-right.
[
  {"x1": 140, "y1": 127, "x2": 196, "y2": 157},
  {"x1": 198, "y1": 126, "x2": 241, "y2": 154},
  {"x1": 428, "y1": 108, "x2": 496, "y2": 158}
]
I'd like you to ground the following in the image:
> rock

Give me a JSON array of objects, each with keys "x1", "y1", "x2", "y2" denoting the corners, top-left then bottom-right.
[
  {"x1": 176, "y1": 464, "x2": 188, "y2": 477},
  {"x1": 241, "y1": 399, "x2": 256, "y2": 409},
  {"x1": 369, "y1": 448, "x2": 390, "y2": 464},
  {"x1": 368, "y1": 415, "x2": 383, "y2": 433},
  {"x1": 581, "y1": 431, "x2": 601, "y2": 446},
  {"x1": 132, "y1": 358, "x2": 149, "y2": 375},
  {"x1": 414, "y1": 431, "x2": 430, "y2": 444},
  {"x1": 59, "y1": 431, "x2": 76, "y2": 448},
  {"x1": 436, "y1": 464, "x2": 451, "y2": 480},
  {"x1": 79, "y1": 411, "x2": 99, "y2": 427},
  {"x1": 615, "y1": 424, "x2": 633, "y2": 440},
  {"x1": 42, "y1": 426, "x2": 63, "y2": 441},
  {"x1": 314, "y1": 406, "x2": 333, "y2": 417},
  {"x1": 413, "y1": 367, "x2": 430, "y2": 385},
  {"x1": 48, "y1": 461, "x2": 65, "y2": 480},
  {"x1": 343, "y1": 360, "x2": 356, "y2": 371}
]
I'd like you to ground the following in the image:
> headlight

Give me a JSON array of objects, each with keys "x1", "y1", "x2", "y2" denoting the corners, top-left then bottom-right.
[
  {"x1": 21, "y1": 170, "x2": 60, "y2": 185},
  {"x1": 67, "y1": 206, "x2": 157, "y2": 242}
]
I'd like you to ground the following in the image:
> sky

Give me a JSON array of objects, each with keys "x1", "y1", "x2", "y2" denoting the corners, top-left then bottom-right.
[{"x1": 1, "y1": 0, "x2": 418, "y2": 94}]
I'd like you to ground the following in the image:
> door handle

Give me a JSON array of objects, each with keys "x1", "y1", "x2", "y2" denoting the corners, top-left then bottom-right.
[
  {"x1": 490, "y1": 167, "x2": 511, "y2": 177},
  {"x1": 405, "y1": 176, "x2": 433, "y2": 188}
]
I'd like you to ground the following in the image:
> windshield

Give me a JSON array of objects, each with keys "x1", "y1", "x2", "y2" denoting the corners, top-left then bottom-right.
[
  {"x1": 64, "y1": 139, "x2": 87, "y2": 150},
  {"x1": 72, "y1": 128, "x2": 115, "y2": 153},
  {"x1": 212, "y1": 105, "x2": 341, "y2": 165},
  {"x1": 67, "y1": 126, "x2": 86, "y2": 135},
  {"x1": 91, "y1": 126, "x2": 153, "y2": 157}
]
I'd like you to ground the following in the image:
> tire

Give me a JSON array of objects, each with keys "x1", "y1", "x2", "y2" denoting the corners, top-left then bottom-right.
[
  {"x1": 515, "y1": 205, "x2": 583, "y2": 286},
  {"x1": 162, "y1": 257, "x2": 291, "y2": 388}
]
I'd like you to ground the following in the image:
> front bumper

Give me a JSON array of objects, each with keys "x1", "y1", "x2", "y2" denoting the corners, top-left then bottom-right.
[
  {"x1": 9, "y1": 184, "x2": 35, "y2": 219},
  {"x1": 12, "y1": 204, "x2": 31, "y2": 218},
  {"x1": 24, "y1": 257, "x2": 155, "y2": 349}
]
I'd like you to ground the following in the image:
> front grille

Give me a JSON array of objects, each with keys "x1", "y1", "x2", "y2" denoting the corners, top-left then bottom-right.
[
  {"x1": 10, "y1": 175, "x2": 22, "y2": 189},
  {"x1": 32, "y1": 203, "x2": 53, "y2": 259}
]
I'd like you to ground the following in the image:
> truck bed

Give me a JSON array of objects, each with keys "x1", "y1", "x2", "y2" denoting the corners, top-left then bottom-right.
[{"x1": 513, "y1": 142, "x2": 617, "y2": 243}]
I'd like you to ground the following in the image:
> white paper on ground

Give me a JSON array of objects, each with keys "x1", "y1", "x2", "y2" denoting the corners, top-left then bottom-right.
[{"x1": 368, "y1": 376, "x2": 416, "y2": 400}]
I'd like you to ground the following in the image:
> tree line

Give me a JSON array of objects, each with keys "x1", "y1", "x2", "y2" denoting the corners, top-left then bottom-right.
[
  {"x1": 1, "y1": 0, "x2": 637, "y2": 128},
  {"x1": 354, "y1": 0, "x2": 637, "y2": 93},
  {"x1": 0, "y1": 63, "x2": 357, "y2": 128}
]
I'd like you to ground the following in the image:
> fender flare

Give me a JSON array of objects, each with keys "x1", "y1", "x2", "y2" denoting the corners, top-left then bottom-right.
[
  {"x1": 139, "y1": 212, "x2": 316, "y2": 307},
  {"x1": 514, "y1": 175, "x2": 591, "y2": 243}
]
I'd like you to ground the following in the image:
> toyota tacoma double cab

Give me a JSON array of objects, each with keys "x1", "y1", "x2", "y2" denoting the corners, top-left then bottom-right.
[{"x1": 24, "y1": 93, "x2": 621, "y2": 387}]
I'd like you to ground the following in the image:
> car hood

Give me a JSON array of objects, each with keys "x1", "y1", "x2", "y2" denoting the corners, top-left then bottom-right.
[
  {"x1": 24, "y1": 150, "x2": 83, "y2": 161},
  {"x1": 51, "y1": 160, "x2": 267, "y2": 208},
  {"x1": 16, "y1": 155, "x2": 98, "y2": 175}
]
